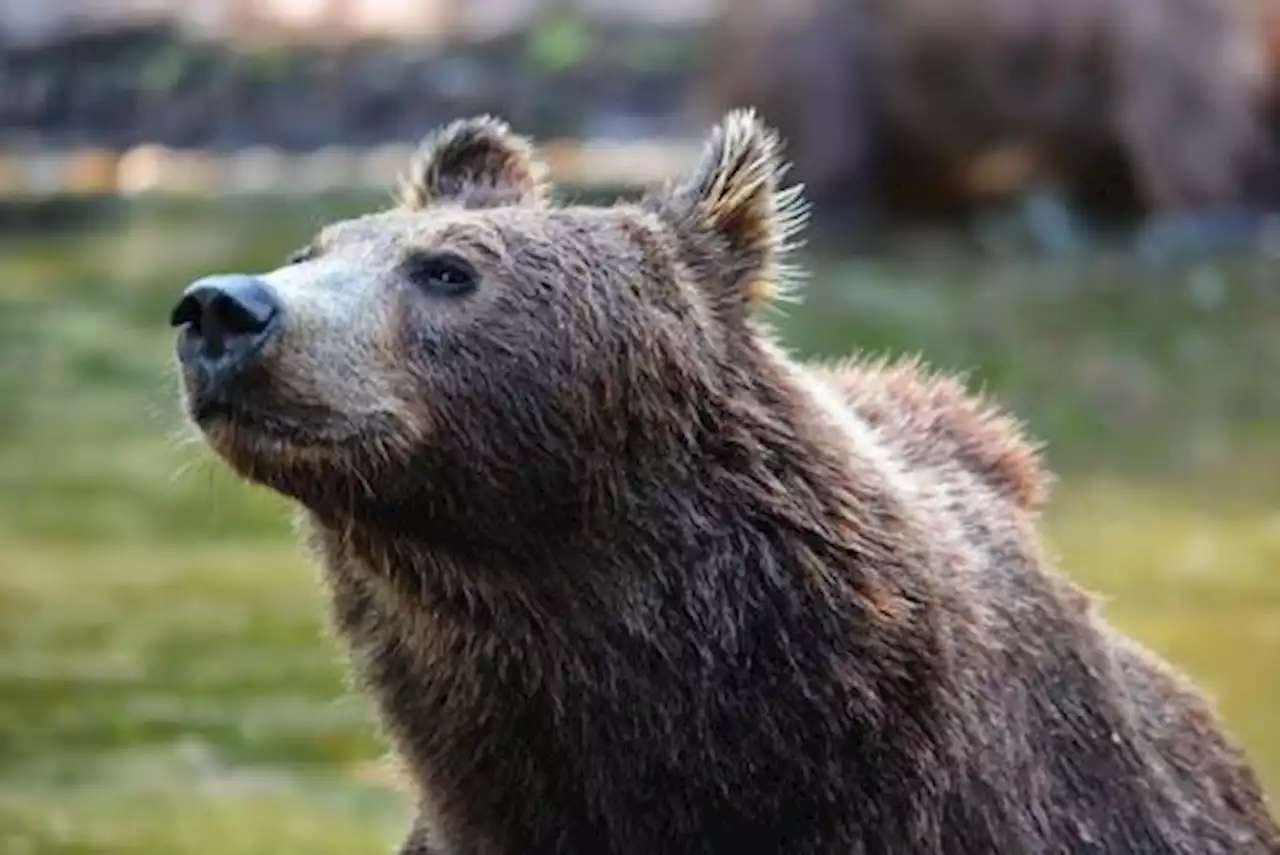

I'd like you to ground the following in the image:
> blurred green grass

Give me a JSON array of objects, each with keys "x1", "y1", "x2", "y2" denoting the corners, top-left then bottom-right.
[{"x1": 1, "y1": 196, "x2": 1277, "y2": 853}]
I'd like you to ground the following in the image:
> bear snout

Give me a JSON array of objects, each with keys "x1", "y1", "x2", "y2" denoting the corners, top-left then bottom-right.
[{"x1": 171, "y1": 274, "x2": 282, "y2": 388}]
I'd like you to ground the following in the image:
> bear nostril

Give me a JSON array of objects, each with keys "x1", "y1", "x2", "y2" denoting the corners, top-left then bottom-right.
[
  {"x1": 169, "y1": 293, "x2": 204, "y2": 332},
  {"x1": 171, "y1": 275, "x2": 280, "y2": 362}
]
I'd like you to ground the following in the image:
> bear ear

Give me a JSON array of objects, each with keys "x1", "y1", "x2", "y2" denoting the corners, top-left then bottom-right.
[
  {"x1": 398, "y1": 116, "x2": 549, "y2": 209},
  {"x1": 654, "y1": 108, "x2": 809, "y2": 310}
]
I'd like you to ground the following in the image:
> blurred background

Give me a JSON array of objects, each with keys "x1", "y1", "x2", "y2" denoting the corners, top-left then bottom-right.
[{"x1": 1, "y1": 0, "x2": 1278, "y2": 852}]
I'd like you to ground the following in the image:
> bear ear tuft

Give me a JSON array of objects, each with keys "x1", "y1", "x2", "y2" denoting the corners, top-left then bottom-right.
[
  {"x1": 398, "y1": 115, "x2": 549, "y2": 209},
  {"x1": 659, "y1": 108, "x2": 810, "y2": 310}
]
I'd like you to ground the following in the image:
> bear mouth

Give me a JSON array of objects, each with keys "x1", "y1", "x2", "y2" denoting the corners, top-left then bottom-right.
[
  {"x1": 178, "y1": 356, "x2": 336, "y2": 441},
  {"x1": 192, "y1": 396, "x2": 361, "y2": 445},
  {"x1": 193, "y1": 398, "x2": 310, "y2": 439},
  {"x1": 188, "y1": 392, "x2": 398, "y2": 456}
]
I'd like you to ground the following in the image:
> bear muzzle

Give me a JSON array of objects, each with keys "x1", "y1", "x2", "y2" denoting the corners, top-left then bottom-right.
[{"x1": 171, "y1": 273, "x2": 282, "y2": 393}]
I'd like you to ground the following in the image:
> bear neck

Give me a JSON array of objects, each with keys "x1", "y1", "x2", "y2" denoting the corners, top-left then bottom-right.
[{"x1": 304, "y1": 343, "x2": 935, "y2": 670}]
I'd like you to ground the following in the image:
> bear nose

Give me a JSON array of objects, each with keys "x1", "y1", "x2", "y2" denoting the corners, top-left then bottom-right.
[{"x1": 170, "y1": 274, "x2": 280, "y2": 366}]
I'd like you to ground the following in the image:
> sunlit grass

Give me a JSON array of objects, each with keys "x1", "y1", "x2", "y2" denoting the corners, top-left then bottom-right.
[
  {"x1": 1, "y1": 197, "x2": 1276, "y2": 853},
  {"x1": 3, "y1": 777, "x2": 400, "y2": 855},
  {"x1": 0, "y1": 541, "x2": 403, "y2": 855}
]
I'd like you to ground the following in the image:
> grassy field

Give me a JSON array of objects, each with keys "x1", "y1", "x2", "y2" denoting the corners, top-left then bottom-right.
[{"x1": 1, "y1": 196, "x2": 1277, "y2": 853}]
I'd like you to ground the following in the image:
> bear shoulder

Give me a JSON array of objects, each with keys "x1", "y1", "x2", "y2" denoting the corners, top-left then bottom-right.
[{"x1": 808, "y1": 354, "x2": 1052, "y2": 513}]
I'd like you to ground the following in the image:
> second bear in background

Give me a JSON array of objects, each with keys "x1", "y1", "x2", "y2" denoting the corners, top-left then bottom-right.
[{"x1": 701, "y1": 0, "x2": 1280, "y2": 231}]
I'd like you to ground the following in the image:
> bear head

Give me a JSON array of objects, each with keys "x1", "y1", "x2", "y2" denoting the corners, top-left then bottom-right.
[{"x1": 170, "y1": 111, "x2": 809, "y2": 543}]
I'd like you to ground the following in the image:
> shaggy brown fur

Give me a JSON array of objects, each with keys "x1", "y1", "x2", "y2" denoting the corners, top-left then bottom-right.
[
  {"x1": 700, "y1": 0, "x2": 1279, "y2": 225},
  {"x1": 171, "y1": 111, "x2": 1279, "y2": 854},
  {"x1": 811, "y1": 356, "x2": 1051, "y2": 514}
]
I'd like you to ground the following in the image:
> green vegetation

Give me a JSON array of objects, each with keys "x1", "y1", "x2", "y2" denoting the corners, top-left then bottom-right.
[
  {"x1": 1, "y1": 196, "x2": 1277, "y2": 853},
  {"x1": 526, "y1": 9, "x2": 593, "y2": 74}
]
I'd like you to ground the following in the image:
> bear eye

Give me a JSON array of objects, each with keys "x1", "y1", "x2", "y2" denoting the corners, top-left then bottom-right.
[{"x1": 403, "y1": 252, "x2": 478, "y2": 297}]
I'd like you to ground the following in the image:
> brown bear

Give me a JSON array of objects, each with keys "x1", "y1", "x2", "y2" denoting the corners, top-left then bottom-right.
[
  {"x1": 169, "y1": 111, "x2": 1279, "y2": 854},
  {"x1": 699, "y1": 0, "x2": 1280, "y2": 227}
]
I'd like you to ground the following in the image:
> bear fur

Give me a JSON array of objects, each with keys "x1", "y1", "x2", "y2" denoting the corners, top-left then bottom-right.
[
  {"x1": 172, "y1": 111, "x2": 1279, "y2": 854},
  {"x1": 699, "y1": 0, "x2": 1280, "y2": 227}
]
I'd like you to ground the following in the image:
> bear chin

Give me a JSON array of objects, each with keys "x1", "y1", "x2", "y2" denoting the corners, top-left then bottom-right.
[{"x1": 188, "y1": 398, "x2": 405, "y2": 504}]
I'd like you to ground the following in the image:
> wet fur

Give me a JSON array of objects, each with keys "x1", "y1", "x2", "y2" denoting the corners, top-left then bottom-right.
[{"x1": 177, "y1": 111, "x2": 1279, "y2": 854}]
